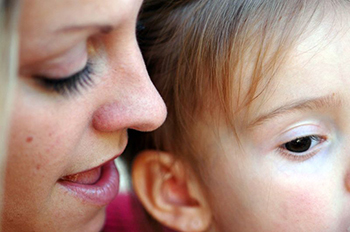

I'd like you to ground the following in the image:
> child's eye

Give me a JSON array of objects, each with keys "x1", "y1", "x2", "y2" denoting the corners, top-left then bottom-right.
[
  {"x1": 284, "y1": 135, "x2": 321, "y2": 153},
  {"x1": 278, "y1": 135, "x2": 326, "y2": 161},
  {"x1": 34, "y1": 61, "x2": 94, "y2": 96}
]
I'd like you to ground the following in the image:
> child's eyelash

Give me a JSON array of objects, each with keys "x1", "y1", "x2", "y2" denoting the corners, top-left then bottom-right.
[
  {"x1": 35, "y1": 61, "x2": 94, "y2": 95},
  {"x1": 277, "y1": 135, "x2": 326, "y2": 162}
]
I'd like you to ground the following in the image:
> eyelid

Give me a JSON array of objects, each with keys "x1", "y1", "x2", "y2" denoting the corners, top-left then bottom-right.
[
  {"x1": 277, "y1": 123, "x2": 324, "y2": 143},
  {"x1": 35, "y1": 61, "x2": 94, "y2": 95},
  {"x1": 275, "y1": 124, "x2": 330, "y2": 162},
  {"x1": 277, "y1": 135, "x2": 327, "y2": 162},
  {"x1": 24, "y1": 41, "x2": 89, "y2": 79}
]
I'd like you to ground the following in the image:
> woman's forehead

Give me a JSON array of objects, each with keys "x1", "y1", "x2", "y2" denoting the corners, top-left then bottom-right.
[{"x1": 19, "y1": 0, "x2": 142, "y2": 66}]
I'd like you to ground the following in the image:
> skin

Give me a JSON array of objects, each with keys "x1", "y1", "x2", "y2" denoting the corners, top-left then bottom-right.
[
  {"x1": 192, "y1": 12, "x2": 350, "y2": 232},
  {"x1": 3, "y1": 0, "x2": 166, "y2": 231}
]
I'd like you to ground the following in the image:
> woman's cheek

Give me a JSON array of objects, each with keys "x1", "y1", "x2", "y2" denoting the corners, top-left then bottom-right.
[{"x1": 8, "y1": 90, "x2": 66, "y2": 181}]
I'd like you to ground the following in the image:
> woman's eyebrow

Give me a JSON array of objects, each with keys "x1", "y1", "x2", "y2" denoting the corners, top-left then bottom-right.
[
  {"x1": 248, "y1": 94, "x2": 342, "y2": 128},
  {"x1": 58, "y1": 24, "x2": 114, "y2": 34}
]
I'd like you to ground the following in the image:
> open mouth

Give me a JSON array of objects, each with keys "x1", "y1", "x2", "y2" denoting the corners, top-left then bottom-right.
[
  {"x1": 61, "y1": 166, "x2": 102, "y2": 185},
  {"x1": 58, "y1": 160, "x2": 119, "y2": 206}
]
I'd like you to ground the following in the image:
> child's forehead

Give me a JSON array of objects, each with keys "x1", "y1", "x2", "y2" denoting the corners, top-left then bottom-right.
[
  {"x1": 242, "y1": 15, "x2": 350, "y2": 129},
  {"x1": 194, "y1": 13, "x2": 346, "y2": 130}
]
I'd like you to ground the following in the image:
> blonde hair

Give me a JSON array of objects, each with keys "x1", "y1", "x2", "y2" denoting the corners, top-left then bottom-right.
[
  {"x1": 136, "y1": 0, "x2": 340, "y2": 169},
  {"x1": 0, "y1": 0, "x2": 20, "y2": 225}
]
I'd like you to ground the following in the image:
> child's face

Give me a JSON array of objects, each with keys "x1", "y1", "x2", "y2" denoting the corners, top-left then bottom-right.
[{"x1": 196, "y1": 17, "x2": 350, "y2": 232}]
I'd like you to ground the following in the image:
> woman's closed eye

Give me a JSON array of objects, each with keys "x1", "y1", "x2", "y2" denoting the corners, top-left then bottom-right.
[
  {"x1": 34, "y1": 61, "x2": 94, "y2": 95},
  {"x1": 277, "y1": 134, "x2": 327, "y2": 162}
]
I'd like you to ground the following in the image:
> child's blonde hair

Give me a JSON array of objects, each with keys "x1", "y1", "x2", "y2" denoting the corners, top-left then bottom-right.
[{"x1": 135, "y1": 0, "x2": 347, "y2": 172}]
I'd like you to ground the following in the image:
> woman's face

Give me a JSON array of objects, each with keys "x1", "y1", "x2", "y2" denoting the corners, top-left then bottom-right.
[
  {"x1": 3, "y1": 0, "x2": 166, "y2": 231},
  {"x1": 195, "y1": 14, "x2": 350, "y2": 232}
]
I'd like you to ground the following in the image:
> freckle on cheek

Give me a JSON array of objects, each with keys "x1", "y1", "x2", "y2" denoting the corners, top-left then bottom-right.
[
  {"x1": 36, "y1": 164, "x2": 41, "y2": 170},
  {"x1": 26, "y1": 136, "x2": 33, "y2": 143}
]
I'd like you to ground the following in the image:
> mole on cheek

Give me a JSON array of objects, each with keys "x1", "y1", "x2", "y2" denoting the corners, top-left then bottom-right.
[{"x1": 26, "y1": 136, "x2": 33, "y2": 143}]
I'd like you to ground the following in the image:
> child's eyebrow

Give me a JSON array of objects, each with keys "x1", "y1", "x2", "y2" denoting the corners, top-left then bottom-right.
[{"x1": 248, "y1": 94, "x2": 342, "y2": 128}]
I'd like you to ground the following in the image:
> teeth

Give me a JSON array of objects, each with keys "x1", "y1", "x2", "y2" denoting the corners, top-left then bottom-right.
[{"x1": 61, "y1": 167, "x2": 102, "y2": 185}]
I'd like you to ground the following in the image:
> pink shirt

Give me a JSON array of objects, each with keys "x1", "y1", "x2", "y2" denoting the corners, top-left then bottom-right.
[{"x1": 104, "y1": 193, "x2": 176, "y2": 232}]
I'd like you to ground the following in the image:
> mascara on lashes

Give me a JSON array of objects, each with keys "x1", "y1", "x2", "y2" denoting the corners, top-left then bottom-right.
[{"x1": 35, "y1": 61, "x2": 94, "y2": 95}]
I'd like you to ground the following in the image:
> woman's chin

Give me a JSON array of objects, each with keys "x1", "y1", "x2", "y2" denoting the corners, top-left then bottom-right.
[{"x1": 82, "y1": 208, "x2": 107, "y2": 232}]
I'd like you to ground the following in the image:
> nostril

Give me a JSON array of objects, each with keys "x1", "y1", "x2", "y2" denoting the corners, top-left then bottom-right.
[
  {"x1": 346, "y1": 172, "x2": 350, "y2": 192},
  {"x1": 92, "y1": 98, "x2": 167, "y2": 133}
]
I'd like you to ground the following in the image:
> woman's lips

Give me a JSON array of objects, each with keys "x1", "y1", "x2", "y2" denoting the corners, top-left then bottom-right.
[
  {"x1": 61, "y1": 166, "x2": 102, "y2": 184},
  {"x1": 58, "y1": 160, "x2": 119, "y2": 206}
]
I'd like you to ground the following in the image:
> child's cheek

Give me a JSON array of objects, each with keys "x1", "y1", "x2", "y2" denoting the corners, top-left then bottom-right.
[{"x1": 273, "y1": 184, "x2": 337, "y2": 232}]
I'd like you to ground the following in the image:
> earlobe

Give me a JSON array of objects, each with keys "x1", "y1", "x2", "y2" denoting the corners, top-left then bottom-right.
[{"x1": 132, "y1": 150, "x2": 212, "y2": 232}]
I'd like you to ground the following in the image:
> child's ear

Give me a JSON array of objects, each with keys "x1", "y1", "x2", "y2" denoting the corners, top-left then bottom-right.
[{"x1": 132, "y1": 150, "x2": 212, "y2": 232}]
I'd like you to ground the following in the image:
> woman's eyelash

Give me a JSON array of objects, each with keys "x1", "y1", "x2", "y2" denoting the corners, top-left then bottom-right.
[{"x1": 35, "y1": 61, "x2": 94, "y2": 95}]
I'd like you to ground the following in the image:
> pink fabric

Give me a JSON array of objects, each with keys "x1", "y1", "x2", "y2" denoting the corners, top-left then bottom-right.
[{"x1": 103, "y1": 193, "x2": 176, "y2": 232}]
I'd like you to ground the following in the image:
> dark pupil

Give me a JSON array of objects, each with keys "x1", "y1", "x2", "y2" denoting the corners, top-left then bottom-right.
[{"x1": 284, "y1": 137, "x2": 312, "y2": 153}]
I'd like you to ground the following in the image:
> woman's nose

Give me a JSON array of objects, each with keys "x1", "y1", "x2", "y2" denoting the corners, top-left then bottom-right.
[
  {"x1": 92, "y1": 86, "x2": 167, "y2": 133},
  {"x1": 92, "y1": 41, "x2": 167, "y2": 133}
]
